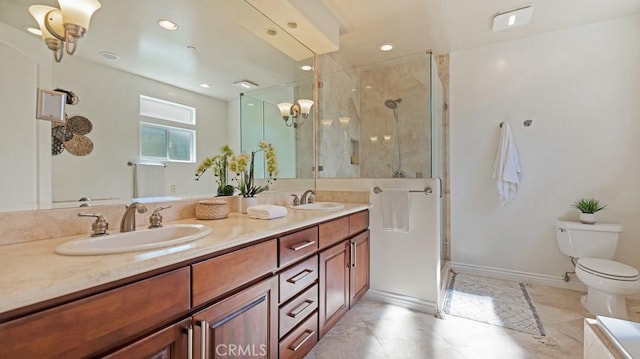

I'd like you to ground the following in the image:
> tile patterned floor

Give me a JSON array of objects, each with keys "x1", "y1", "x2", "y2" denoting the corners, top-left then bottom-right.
[{"x1": 305, "y1": 279, "x2": 640, "y2": 359}]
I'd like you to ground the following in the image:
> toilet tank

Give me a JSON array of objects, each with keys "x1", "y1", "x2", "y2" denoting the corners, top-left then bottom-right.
[{"x1": 555, "y1": 221, "x2": 623, "y2": 259}]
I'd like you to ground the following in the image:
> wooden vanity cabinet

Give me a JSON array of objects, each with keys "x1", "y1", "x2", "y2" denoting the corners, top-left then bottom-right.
[
  {"x1": 103, "y1": 319, "x2": 191, "y2": 359},
  {"x1": 318, "y1": 211, "x2": 370, "y2": 338},
  {"x1": 193, "y1": 276, "x2": 279, "y2": 359},
  {"x1": 0, "y1": 267, "x2": 191, "y2": 359},
  {"x1": 0, "y1": 210, "x2": 370, "y2": 359}
]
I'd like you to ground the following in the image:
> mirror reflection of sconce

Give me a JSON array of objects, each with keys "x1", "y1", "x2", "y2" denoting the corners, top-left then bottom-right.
[
  {"x1": 321, "y1": 119, "x2": 333, "y2": 126},
  {"x1": 338, "y1": 116, "x2": 350, "y2": 127},
  {"x1": 370, "y1": 136, "x2": 378, "y2": 143},
  {"x1": 28, "y1": 0, "x2": 102, "y2": 63},
  {"x1": 277, "y1": 99, "x2": 314, "y2": 128}
]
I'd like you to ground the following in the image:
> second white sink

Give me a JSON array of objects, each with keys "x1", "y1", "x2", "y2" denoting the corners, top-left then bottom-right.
[
  {"x1": 56, "y1": 224, "x2": 212, "y2": 256},
  {"x1": 291, "y1": 202, "x2": 344, "y2": 211}
]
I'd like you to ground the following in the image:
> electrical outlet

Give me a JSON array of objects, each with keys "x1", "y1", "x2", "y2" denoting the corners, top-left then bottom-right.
[{"x1": 170, "y1": 184, "x2": 176, "y2": 193}]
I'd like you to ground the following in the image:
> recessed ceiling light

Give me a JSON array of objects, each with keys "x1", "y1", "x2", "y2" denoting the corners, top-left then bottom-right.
[
  {"x1": 492, "y1": 6, "x2": 534, "y2": 32},
  {"x1": 158, "y1": 19, "x2": 178, "y2": 31},
  {"x1": 27, "y1": 27, "x2": 41, "y2": 36},
  {"x1": 266, "y1": 28, "x2": 278, "y2": 36},
  {"x1": 233, "y1": 80, "x2": 259, "y2": 89},
  {"x1": 287, "y1": 21, "x2": 298, "y2": 29},
  {"x1": 200, "y1": 83, "x2": 211, "y2": 88},
  {"x1": 247, "y1": 103, "x2": 255, "y2": 106},
  {"x1": 99, "y1": 51, "x2": 120, "y2": 60},
  {"x1": 301, "y1": 65, "x2": 313, "y2": 71},
  {"x1": 380, "y1": 44, "x2": 393, "y2": 52}
]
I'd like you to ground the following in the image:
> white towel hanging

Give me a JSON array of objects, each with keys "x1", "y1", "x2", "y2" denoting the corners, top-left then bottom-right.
[
  {"x1": 134, "y1": 163, "x2": 165, "y2": 198},
  {"x1": 382, "y1": 188, "x2": 410, "y2": 233},
  {"x1": 492, "y1": 121, "x2": 522, "y2": 205}
]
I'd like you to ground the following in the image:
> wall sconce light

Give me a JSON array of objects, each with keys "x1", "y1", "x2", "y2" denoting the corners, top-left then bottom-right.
[
  {"x1": 277, "y1": 99, "x2": 314, "y2": 128},
  {"x1": 29, "y1": 0, "x2": 102, "y2": 63}
]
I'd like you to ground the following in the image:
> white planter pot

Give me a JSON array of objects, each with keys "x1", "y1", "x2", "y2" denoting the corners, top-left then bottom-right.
[
  {"x1": 580, "y1": 213, "x2": 597, "y2": 224},
  {"x1": 240, "y1": 196, "x2": 259, "y2": 214}
]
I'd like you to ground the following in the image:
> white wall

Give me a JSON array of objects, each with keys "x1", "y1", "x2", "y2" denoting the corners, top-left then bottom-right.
[
  {"x1": 0, "y1": 21, "x2": 52, "y2": 212},
  {"x1": 51, "y1": 56, "x2": 228, "y2": 202},
  {"x1": 450, "y1": 15, "x2": 640, "y2": 279}
]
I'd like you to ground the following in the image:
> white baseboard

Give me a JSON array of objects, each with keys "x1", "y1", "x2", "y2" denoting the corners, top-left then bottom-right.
[
  {"x1": 449, "y1": 262, "x2": 587, "y2": 292},
  {"x1": 364, "y1": 290, "x2": 438, "y2": 315}
]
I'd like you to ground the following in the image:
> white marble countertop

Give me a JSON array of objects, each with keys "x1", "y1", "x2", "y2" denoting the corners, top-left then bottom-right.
[{"x1": 0, "y1": 204, "x2": 369, "y2": 315}]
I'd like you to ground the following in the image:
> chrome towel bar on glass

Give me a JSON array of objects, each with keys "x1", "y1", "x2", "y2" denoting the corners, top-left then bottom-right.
[{"x1": 373, "y1": 186, "x2": 432, "y2": 195}]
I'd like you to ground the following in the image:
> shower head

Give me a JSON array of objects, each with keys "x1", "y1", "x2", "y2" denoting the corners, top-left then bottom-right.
[{"x1": 384, "y1": 98, "x2": 401, "y2": 109}]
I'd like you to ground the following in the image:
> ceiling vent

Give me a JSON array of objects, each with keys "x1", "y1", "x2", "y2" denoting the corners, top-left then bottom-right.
[{"x1": 492, "y1": 6, "x2": 534, "y2": 32}]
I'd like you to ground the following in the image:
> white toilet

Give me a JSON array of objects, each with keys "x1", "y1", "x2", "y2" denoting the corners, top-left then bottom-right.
[{"x1": 555, "y1": 220, "x2": 640, "y2": 319}]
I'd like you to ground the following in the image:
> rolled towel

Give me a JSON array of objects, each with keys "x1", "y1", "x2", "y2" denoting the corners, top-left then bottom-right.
[{"x1": 247, "y1": 204, "x2": 288, "y2": 220}]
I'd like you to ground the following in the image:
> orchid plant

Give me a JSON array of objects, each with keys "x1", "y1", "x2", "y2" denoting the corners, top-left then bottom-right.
[
  {"x1": 229, "y1": 141, "x2": 278, "y2": 197},
  {"x1": 195, "y1": 145, "x2": 235, "y2": 196}
]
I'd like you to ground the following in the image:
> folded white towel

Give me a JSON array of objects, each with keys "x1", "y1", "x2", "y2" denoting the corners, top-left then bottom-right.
[
  {"x1": 247, "y1": 204, "x2": 288, "y2": 220},
  {"x1": 492, "y1": 121, "x2": 522, "y2": 205},
  {"x1": 382, "y1": 188, "x2": 410, "y2": 233}
]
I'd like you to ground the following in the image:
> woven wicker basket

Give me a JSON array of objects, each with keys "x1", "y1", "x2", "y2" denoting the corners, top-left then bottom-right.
[{"x1": 196, "y1": 199, "x2": 229, "y2": 220}]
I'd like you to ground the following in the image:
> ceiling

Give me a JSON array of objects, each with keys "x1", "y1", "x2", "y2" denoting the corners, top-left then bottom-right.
[
  {"x1": 0, "y1": 0, "x2": 315, "y2": 101},
  {"x1": 319, "y1": 0, "x2": 640, "y2": 67},
  {"x1": 3, "y1": 0, "x2": 640, "y2": 100}
]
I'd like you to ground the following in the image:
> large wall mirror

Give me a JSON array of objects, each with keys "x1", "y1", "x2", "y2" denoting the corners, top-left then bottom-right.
[{"x1": 0, "y1": 0, "x2": 315, "y2": 213}]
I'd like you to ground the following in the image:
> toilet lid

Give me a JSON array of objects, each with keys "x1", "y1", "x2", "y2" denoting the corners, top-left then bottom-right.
[{"x1": 577, "y1": 258, "x2": 639, "y2": 280}]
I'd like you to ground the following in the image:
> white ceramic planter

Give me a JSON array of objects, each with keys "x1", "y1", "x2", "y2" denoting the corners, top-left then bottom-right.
[
  {"x1": 580, "y1": 213, "x2": 597, "y2": 224},
  {"x1": 240, "y1": 196, "x2": 259, "y2": 214}
]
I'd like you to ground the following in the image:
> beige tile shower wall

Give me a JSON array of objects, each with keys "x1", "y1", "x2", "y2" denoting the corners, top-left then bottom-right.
[
  {"x1": 318, "y1": 52, "x2": 361, "y2": 178},
  {"x1": 295, "y1": 84, "x2": 315, "y2": 179},
  {"x1": 360, "y1": 57, "x2": 431, "y2": 178}
]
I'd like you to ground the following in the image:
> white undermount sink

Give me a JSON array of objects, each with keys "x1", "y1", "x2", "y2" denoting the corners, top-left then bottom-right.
[
  {"x1": 55, "y1": 224, "x2": 212, "y2": 256},
  {"x1": 291, "y1": 202, "x2": 344, "y2": 211}
]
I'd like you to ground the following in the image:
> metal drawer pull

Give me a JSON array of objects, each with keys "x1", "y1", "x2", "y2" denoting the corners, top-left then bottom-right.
[
  {"x1": 187, "y1": 325, "x2": 193, "y2": 359},
  {"x1": 352, "y1": 241, "x2": 357, "y2": 268},
  {"x1": 199, "y1": 320, "x2": 208, "y2": 359},
  {"x1": 288, "y1": 329, "x2": 315, "y2": 352},
  {"x1": 287, "y1": 269, "x2": 313, "y2": 284},
  {"x1": 289, "y1": 240, "x2": 315, "y2": 251},
  {"x1": 288, "y1": 300, "x2": 314, "y2": 318}
]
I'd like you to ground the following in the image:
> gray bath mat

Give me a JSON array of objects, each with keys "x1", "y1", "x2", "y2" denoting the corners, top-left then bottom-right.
[{"x1": 443, "y1": 272, "x2": 545, "y2": 336}]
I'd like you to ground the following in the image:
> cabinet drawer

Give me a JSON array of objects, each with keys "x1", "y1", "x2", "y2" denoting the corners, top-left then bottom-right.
[
  {"x1": 349, "y1": 210, "x2": 369, "y2": 235},
  {"x1": 279, "y1": 226, "x2": 318, "y2": 268},
  {"x1": 319, "y1": 216, "x2": 349, "y2": 249},
  {"x1": 280, "y1": 284, "x2": 318, "y2": 338},
  {"x1": 279, "y1": 255, "x2": 318, "y2": 304},
  {"x1": 192, "y1": 239, "x2": 277, "y2": 307},
  {"x1": 279, "y1": 312, "x2": 318, "y2": 359},
  {"x1": 0, "y1": 268, "x2": 190, "y2": 359}
]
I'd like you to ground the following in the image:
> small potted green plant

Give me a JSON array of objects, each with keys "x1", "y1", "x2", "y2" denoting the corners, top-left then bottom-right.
[
  {"x1": 572, "y1": 198, "x2": 607, "y2": 224},
  {"x1": 195, "y1": 145, "x2": 235, "y2": 196}
]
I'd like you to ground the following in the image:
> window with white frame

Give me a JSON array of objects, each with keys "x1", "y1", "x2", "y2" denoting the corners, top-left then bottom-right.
[{"x1": 139, "y1": 95, "x2": 196, "y2": 163}]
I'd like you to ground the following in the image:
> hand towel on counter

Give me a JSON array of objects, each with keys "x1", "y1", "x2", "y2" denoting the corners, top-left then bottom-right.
[
  {"x1": 492, "y1": 121, "x2": 522, "y2": 205},
  {"x1": 381, "y1": 188, "x2": 410, "y2": 233},
  {"x1": 247, "y1": 204, "x2": 288, "y2": 220}
]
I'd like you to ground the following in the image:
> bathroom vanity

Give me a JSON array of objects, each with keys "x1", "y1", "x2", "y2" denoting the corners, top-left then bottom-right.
[{"x1": 0, "y1": 205, "x2": 369, "y2": 358}]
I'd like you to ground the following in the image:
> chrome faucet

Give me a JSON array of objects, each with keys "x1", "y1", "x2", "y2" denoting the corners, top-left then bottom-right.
[
  {"x1": 120, "y1": 202, "x2": 148, "y2": 232},
  {"x1": 300, "y1": 189, "x2": 316, "y2": 205}
]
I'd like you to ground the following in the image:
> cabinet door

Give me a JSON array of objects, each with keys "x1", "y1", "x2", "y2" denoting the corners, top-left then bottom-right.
[
  {"x1": 193, "y1": 276, "x2": 278, "y2": 359},
  {"x1": 350, "y1": 230, "x2": 370, "y2": 307},
  {"x1": 318, "y1": 240, "x2": 349, "y2": 338},
  {"x1": 103, "y1": 319, "x2": 191, "y2": 359}
]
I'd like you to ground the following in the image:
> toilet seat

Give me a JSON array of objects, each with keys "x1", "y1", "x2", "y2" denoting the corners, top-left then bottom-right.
[{"x1": 577, "y1": 258, "x2": 640, "y2": 281}]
